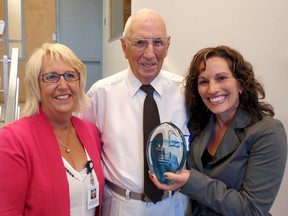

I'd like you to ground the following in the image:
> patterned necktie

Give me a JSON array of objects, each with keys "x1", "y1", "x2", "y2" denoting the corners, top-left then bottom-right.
[{"x1": 140, "y1": 84, "x2": 164, "y2": 203}]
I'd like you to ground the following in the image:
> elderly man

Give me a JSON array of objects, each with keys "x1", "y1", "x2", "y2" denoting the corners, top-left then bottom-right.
[{"x1": 81, "y1": 8, "x2": 190, "y2": 216}]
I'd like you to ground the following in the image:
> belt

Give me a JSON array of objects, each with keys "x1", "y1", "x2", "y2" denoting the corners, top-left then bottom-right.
[{"x1": 106, "y1": 180, "x2": 174, "y2": 202}]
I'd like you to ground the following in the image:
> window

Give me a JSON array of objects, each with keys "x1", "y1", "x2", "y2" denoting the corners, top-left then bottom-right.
[
  {"x1": 5, "y1": 0, "x2": 25, "y2": 59},
  {"x1": 109, "y1": 0, "x2": 131, "y2": 41}
]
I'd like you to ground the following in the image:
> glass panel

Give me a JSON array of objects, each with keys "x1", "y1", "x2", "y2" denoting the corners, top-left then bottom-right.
[
  {"x1": 8, "y1": 42, "x2": 22, "y2": 57},
  {"x1": 5, "y1": 0, "x2": 24, "y2": 59},
  {"x1": 109, "y1": 0, "x2": 131, "y2": 41}
]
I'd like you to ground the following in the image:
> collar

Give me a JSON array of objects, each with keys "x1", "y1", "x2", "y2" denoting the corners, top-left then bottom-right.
[
  {"x1": 206, "y1": 105, "x2": 251, "y2": 130},
  {"x1": 192, "y1": 106, "x2": 252, "y2": 170},
  {"x1": 126, "y1": 67, "x2": 163, "y2": 98},
  {"x1": 229, "y1": 106, "x2": 252, "y2": 129}
]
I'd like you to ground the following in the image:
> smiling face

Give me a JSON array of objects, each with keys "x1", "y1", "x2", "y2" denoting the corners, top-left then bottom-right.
[
  {"x1": 38, "y1": 57, "x2": 80, "y2": 120},
  {"x1": 197, "y1": 56, "x2": 242, "y2": 122},
  {"x1": 121, "y1": 10, "x2": 169, "y2": 85}
]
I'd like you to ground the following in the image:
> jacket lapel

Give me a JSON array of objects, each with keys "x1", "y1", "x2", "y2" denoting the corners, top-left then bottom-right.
[
  {"x1": 211, "y1": 107, "x2": 251, "y2": 164},
  {"x1": 192, "y1": 107, "x2": 251, "y2": 168}
]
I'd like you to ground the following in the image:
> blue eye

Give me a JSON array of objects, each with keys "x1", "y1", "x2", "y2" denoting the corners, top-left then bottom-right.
[
  {"x1": 45, "y1": 74, "x2": 59, "y2": 81},
  {"x1": 64, "y1": 73, "x2": 76, "y2": 79}
]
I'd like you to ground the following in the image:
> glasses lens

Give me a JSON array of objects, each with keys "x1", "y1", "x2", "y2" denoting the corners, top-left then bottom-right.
[
  {"x1": 43, "y1": 73, "x2": 60, "y2": 83},
  {"x1": 64, "y1": 72, "x2": 80, "y2": 81},
  {"x1": 132, "y1": 39, "x2": 148, "y2": 48},
  {"x1": 152, "y1": 38, "x2": 167, "y2": 47}
]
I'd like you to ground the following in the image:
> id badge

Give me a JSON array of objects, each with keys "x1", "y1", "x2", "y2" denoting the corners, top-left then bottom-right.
[{"x1": 87, "y1": 182, "x2": 99, "y2": 210}]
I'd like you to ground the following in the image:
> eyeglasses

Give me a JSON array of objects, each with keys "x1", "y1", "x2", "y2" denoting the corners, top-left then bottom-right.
[
  {"x1": 126, "y1": 38, "x2": 169, "y2": 51},
  {"x1": 39, "y1": 71, "x2": 80, "y2": 83}
]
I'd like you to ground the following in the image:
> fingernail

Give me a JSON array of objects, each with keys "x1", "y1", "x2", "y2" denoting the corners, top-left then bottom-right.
[{"x1": 163, "y1": 173, "x2": 168, "y2": 178}]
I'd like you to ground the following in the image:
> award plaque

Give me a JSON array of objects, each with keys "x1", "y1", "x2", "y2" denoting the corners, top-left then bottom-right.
[{"x1": 146, "y1": 122, "x2": 187, "y2": 184}]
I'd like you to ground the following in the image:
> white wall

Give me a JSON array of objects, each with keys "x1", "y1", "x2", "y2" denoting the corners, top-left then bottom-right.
[{"x1": 103, "y1": 1, "x2": 288, "y2": 215}]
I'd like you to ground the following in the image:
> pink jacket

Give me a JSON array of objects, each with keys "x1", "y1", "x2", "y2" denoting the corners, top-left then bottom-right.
[{"x1": 0, "y1": 109, "x2": 104, "y2": 216}]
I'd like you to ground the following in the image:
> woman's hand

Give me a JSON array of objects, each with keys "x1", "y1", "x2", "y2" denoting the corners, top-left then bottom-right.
[{"x1": 149, "y1": 169, "x2": 190, "y2": 191}]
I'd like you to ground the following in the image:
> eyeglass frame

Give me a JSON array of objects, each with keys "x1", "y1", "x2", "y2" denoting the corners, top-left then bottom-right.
[
  {"x1": 39, "y1": 71, "x2": 81, "y2": 83},
  {"x1": 125, "y1": 37, "x2": 170, "y2": 51}
]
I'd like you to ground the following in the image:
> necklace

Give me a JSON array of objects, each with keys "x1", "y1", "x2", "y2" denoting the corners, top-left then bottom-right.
[
  {"x1": 57, "y1": 123, "x2": 72, "y2": 153},
  {"x1": 65, "y1": 167, "x2": 88, "y2": 182},
  {"x1": 57, "y1": 138, "x2": 71, "y2": 153}
]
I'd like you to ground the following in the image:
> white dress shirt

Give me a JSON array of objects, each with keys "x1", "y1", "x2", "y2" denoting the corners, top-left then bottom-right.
[{"x1": 81, "y1": 68, "x2": 190, "y2": 216}]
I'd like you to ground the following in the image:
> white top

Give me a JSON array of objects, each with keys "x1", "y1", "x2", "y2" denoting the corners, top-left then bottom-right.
[
  {"x1": 62, "y1": 150, "x2": 98, "y2": 216},
  {"x1": 81, "y1": 68, "x2": 188, "y2": 191}
]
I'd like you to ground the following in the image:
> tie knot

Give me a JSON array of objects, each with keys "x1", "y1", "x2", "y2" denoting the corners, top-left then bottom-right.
[{"x1": 140, "y1": 84, "x2": 154, "y2": 95}]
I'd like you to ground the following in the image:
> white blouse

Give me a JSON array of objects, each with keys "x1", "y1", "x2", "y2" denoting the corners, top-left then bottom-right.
[{"x1": 62, "y1": 150, "x2": 99, "y2": 216}]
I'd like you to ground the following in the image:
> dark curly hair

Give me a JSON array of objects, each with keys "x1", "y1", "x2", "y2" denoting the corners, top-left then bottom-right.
[{"x1": 184, "y1": 45, "x2": 274, "y2": 131}]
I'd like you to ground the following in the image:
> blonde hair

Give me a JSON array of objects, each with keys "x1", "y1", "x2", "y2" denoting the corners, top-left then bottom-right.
[{"x1": 22, "y1": 43, "x2": 89, "y2": 117}]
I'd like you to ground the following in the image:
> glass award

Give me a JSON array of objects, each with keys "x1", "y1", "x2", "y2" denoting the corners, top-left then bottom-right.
[{"x1": 146, "y1": 122, "x2": 187, "y2": 184}]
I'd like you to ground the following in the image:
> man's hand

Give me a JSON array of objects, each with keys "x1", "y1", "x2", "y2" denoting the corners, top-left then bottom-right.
[{"x1": 149, "y1": 169, "x2": 190, "y2": 191}]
